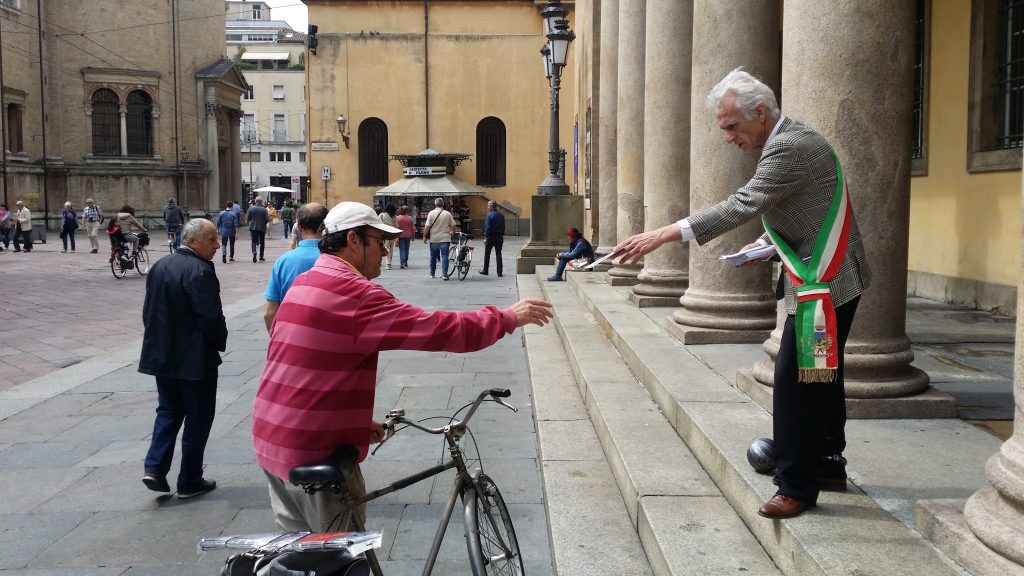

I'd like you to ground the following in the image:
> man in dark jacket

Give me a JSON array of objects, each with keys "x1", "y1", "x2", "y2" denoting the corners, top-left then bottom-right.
[
  {"x1": 163, "y1": 197, "x2": 186, "y2": 249},
  {"x1": 247, "y1": 197, "x2": 270, "y2": 263},
  {"x1": 478, "y1": 200, "x2": 505, "y2": 277},
  {"x1": 139, "y1": 219, "x2": 227, "y2": 499}
]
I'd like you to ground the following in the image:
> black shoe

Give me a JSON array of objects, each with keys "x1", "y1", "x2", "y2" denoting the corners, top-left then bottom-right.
[
  {"x1": 253, "y1": 254, "x2": 257, "y2": 263},
  {"x1": 259, "y1": 257, "x2": 265, "y2": 262},
  {"x1": 478, "y1": 270, "x2": 488, "y2": 275},
  {"x1": 178, "y1": 478, "x2": 217, "y2": 499},
  {"x1": 142, "y1": 472, "x2": 170, "y2": 493},
  {"x1": 222, "y1": 253, "x2": 226, "y2": 263},
  {"x1": 497, "y1": 272, "x2": 503, "y2": 277},
  {"x1": 90, "y1": 249, "x2": 98, "y2": 254}
]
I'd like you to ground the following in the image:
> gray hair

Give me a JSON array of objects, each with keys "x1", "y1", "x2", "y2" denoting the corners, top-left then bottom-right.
[
  {"x1": 434, "y1": 197, "x2": 444, "y2": 207},
  {"x1": 181, "y1": 218, "x2": 208, "y2": 243},
  {"x1": 706, "y1": 67, "x2": 780, "y2": 120}
]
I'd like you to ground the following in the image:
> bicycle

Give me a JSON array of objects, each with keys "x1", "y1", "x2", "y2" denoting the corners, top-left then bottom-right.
[
  {"x1": 445, "y1": 232, "x2": 474, "y2": 281},
  {"x1": 167, "y1": 225, "x2": 180, "y2": 253},
  {"x1": 202, "y1": 388, "x2": 525, "y2": 576},
  {"x1": 110, "y1": 232, "x2": 150, "y2": 279}
]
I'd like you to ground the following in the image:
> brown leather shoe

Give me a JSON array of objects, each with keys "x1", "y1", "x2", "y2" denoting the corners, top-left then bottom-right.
[{"x1": 758, "y1": 494, "x2": 814, "y2": 519}]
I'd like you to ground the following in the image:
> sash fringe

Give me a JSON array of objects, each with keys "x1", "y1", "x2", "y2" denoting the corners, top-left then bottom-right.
[{"x1": 798, "y1": 368, "x2": 837, "y2": 384}]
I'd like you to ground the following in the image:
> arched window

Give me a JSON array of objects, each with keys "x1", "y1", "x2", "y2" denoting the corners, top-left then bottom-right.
[
  {"x1": 476, "y1": 117, "x2": 506, "y2": 186},
  {"x1": 91, "y1": 89, "x2": 120, "y2": 156},
  {"x1": 126, "y1": 90, "x2": 153, "y2": 157},
  {"x1": 358, "y1": 117, "x2": 388, "y2": 186}
]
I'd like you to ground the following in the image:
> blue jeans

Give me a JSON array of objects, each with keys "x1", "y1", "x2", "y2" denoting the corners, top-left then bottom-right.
[
  {"x1": 144, "y1": 373, "x2": 218, "y2": 491},
  {"x1": 0, "y1": 227, "x2": 8, "y2": 249},
  {"x1": 552, "y1": 256, "x2": 569, "y2": 279},
  {"x1": 399, "y1": 237, "x2": 411, "y2": 265},
  {"x1": 167, "y1": 225, "x2": 181, "y2": 249},
  {"x1": 282, "y1": 219, "x2": 293, "y2": 239},
  {"x1": 429, "y1": 241, "x2": 449, "y2": 276}
]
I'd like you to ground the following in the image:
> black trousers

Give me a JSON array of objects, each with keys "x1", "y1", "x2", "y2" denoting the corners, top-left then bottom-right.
[
  {"x1": 773, "y1": 297, "x2": 859, "y2": 504},
  {"x1": 250, "y1": 230, "x2": 265, "y2": 258},
  {"x1": 482, "y1": 235, "x2": 503, "y2": 275},
  {"x1": 12, "y1": 228, "x2": 31, "y2": 251},
  {"x1": 221, "y1": 235, "x2": 235, "y2": 258}
]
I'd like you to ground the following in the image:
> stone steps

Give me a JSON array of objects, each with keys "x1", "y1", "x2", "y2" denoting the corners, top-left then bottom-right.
[
  {"x1": 525, "y1": 272, "x2": 780, "y2": 576},
  {"x1": 538, "y1": 267, "x2": 966, "y2": 576}
]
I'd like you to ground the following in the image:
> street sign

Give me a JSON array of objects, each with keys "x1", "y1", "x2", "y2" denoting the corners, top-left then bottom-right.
[
  {"x1": 291, "y1": 177, "x2": 300, "y2": 184},
  {"x1": 321, "y1": 166, "x2": 331, "y2": 180},
  {"x1": 311, "y1": 142, "x2": 340, "y2": 151}
]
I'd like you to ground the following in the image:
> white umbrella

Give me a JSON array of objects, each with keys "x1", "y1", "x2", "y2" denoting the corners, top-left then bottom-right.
[{"x1": 253, "y1": 185, "x2": 294, "y2": 193}]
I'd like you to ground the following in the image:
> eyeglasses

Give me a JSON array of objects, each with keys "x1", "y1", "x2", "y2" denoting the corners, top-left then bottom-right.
[{"x1": 365, "y1": 234, "x2": 386, "y2": 249}]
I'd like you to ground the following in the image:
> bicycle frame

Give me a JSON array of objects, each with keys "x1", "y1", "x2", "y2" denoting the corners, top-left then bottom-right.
[{"x1": 332, "y1": 391, "x2": 519, "y2": 576}]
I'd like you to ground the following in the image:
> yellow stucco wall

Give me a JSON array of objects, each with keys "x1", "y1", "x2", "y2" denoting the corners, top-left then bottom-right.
[
  {"x1": 305, "y1": 1, "x2": 577, "y2": 222},
  {"x1": 910, "y1": 0, "x2": 1020, "y2": 289}
]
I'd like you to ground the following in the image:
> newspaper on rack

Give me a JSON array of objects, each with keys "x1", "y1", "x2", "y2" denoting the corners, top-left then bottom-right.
[{"x1": 718, "y1": 243, "x2": 777, "y2": 267}]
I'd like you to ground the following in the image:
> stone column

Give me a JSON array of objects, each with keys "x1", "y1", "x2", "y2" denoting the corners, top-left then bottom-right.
[
  {"x1": 118, "y1": 104, "x2": 128, "y2": 157},
  {"x1": 960, "y1": 180, "x2": 1024, "y2": 569},
  {"x1": 607, "y1": 0, "x2": 644, "y2": 286},
  {"x1": 667, "y1": 0, "x2": 777, "y2": 344},
  {"x1": 229, "y1": 110, "x2": 242, "y2": 211},
  {"x1": 629, "y1": 0, "x2": 691, "y2": 306},
  {"x1": 739, "y1": 0, "x2": 955, "y2": 418},
  {"x1": 204, "y1": 87, "x2": 220, "y2": 218},
  {"x1": 595, "y1": 0, "x2": 619, "y2": 262}
]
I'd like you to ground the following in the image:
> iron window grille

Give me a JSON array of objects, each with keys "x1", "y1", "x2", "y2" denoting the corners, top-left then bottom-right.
[
  {"x1": 91, "y1": 89, "x2": 120, "y2": 156},
  {"x1": 912, "y1": 0, "x2": 927, "y2": 159},
  {"x1": 996, "y1": 0, "x2": 1024, "y2": 149},
  {"x1": 126, "y1": 91, "x2": 153, "y2": 157}
]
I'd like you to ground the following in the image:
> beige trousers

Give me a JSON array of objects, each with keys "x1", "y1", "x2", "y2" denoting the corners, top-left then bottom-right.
[{"x1": 265, "y1": 466, "x2": 367, "y2": 533}]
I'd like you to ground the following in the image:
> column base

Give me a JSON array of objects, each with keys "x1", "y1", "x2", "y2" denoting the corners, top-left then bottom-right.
[
  {"x1": 916, "y1": 499, "x2": 1024, "y2": 576},
  {"x1": 627, "y1": 293, "x2": 680, "y2": 308},
  {"x1": 736, "y1": 369, "x2": 958, "y2": 419},
  {"x1": 592, "y1": 246, "x2": 618, "y2": 271},
  {"x1": 664, "y1": 318, "x2": 770, "y2": 344},
  {"x1": 607, "y1": 264, "x2": 640, "y2": 286}
]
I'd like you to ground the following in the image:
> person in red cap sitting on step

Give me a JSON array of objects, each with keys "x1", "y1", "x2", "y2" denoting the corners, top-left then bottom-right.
[{"x1": 548, "y1": 227, "x2": 595, "y2": 282}]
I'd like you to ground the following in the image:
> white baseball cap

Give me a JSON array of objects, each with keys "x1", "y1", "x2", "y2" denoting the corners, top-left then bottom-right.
[{"x1": 323, "y1": 201, "x2": 402, "y2": 238}]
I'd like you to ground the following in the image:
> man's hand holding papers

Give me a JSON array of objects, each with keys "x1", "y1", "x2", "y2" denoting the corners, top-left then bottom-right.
[{"x1": 719, "y1": 242, "x2": 777, "y2": 267}]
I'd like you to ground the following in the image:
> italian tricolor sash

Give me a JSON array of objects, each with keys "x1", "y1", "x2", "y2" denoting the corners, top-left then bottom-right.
[{"x1": 763, "y1": 148, "x2": 851, "y2": 383}]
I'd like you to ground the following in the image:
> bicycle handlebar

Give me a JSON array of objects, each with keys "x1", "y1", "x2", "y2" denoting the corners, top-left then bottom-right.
[{"x1": 383, "y1": 388, "x2": 515, "y2": 438}]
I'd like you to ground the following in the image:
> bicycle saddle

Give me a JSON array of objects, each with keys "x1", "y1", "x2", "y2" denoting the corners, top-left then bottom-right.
[{"x1": 289, "y1": 444, "x2": 359, "y2": 485}]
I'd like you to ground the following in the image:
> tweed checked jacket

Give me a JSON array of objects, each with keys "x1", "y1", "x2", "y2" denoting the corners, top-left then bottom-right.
[{"x1": 687, "y1": 117, "x2": 871, "y2": 314}]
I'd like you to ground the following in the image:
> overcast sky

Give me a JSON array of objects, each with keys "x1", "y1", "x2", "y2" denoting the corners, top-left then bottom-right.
[{"x1": 264, "y1": 0, "x2": 308, "y2": 32}]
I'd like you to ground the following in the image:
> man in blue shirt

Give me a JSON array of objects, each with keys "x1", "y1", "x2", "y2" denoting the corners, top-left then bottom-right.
[
  {"x1": 263, "y1": 202, "x2": 329, "y2": 331},
  {"x1": 478, "y1": 200, "x2": 505, "y2": 277},
  {"x1": 216, "y1": 201, "x2": 239, "y2": 263}
]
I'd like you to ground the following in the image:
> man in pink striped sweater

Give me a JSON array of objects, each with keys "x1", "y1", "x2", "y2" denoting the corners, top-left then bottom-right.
[{"x1": 253, "y1": 201, "x2": 553, "y2": 532}]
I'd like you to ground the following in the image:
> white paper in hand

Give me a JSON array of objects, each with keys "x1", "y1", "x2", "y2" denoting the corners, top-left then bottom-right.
[
  {"x1": 584, "y1": 250, "x2": 622, "y2": 270},
  {"x1": 718, "y1": 244, "x2": 777, "y2": 267}
]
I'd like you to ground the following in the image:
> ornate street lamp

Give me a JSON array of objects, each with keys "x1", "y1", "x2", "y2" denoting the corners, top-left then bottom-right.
[
  {"x1": 181, "y1": 147, "x2": 190, "y2": 216},
  {"x1": 337, "y1": 114, "x2": 350, "y2": 149},
  {"x1": 536, "y1": 1, "x2": 575, "y2": 196}
]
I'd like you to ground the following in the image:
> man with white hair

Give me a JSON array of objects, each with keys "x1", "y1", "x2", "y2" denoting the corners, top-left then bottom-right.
[
  {"x1": 614, "y1": 68, "x2": 871, "y2": 520},
  {"x1": 422, "y1": 196, "x2": 455, "y2": 279},
  {"x1": 253, "y1": 201, "x2": 553, "y2": 532},
  {"x1": 11, "y1": 200, "x2": 31, "y2": 253}
]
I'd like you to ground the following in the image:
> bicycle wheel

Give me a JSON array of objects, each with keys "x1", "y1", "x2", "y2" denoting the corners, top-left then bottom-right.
[
  {"x1": 464, "y1": 473, "x2": 524, "y2": 576},
  {"x1": 111, "y1": 256, "x2": 126, "y2": 279},
  {"x1": 135, "y1": 249, "x2": 149, "y2": 275}
]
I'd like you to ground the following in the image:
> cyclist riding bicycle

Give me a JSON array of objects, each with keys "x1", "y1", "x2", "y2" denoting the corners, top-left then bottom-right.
[
  {"x1": 117, "y1": 204, "x2": 147, "y2": 258},
  {"x1": 163, "y1": 198, "x2": 185, "y2": 249}
]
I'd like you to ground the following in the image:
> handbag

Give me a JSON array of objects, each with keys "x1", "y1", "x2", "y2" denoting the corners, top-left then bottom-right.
[{"x1": 568, "y1": 257, "x2": 593, "y2": 271}]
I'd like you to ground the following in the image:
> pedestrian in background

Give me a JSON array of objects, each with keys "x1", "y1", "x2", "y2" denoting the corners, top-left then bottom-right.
[
  {"x1": 479, "y1": 200, "x2": 505, "y2": 277},
  {"x1": 422, "y1": 197, "x2": 455, "y2": 279},
  {"x1": 140, "y1": 219, "x2": 226, "y2": 500},
  {"x1": 267, "y1": 203, "x2": 279, "y2": 239},
  {"x1": 81, "y1": 198, "x2": 104, "y2": 253},
  {"x1": 280, "y1": 202, "x2": 295, "y2": 240},
  {"x1": 164, "y1": 198, "x2": 186, "y2": 250},
  {"x1": 216, "y1": 201, "x2": 239, "y2": 263},
  {"x1": 0, "y1": 203, "x2": 10, "y2": 252},
  {"x1": 247, "y1": 197, "x2": 269, "y2": 263},
  {"x1": 396, "y1": 205, "x2": 414, "y2": 269},
  {"x1": 59, "y1": 201, "x2": 78, "y2": 253},
  {"x1": 379, "y1": 203, "x2": 398, "y2": 270},
  {"x1": 11, "y1": 200, "x2": 31, "y2": 253},
  {"x1": 117, "y1": 205, "x2": 147, "y2": 258}
]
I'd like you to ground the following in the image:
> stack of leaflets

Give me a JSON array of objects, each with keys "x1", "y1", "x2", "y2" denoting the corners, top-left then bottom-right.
[{"x1": 718, "y1": 244, "x2": 777, "y2": 266}]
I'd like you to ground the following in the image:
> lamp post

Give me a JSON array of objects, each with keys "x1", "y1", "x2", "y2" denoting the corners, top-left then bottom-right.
[
  {"x1": 181, "y1": 147, "x2": 189, "y2": 216},
  {"x1": 536, "y1": 0, "x2": 575, "y2": 196},
  {"x1": 337, "y1": 114, "x2": 350, "y2": 149}
]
